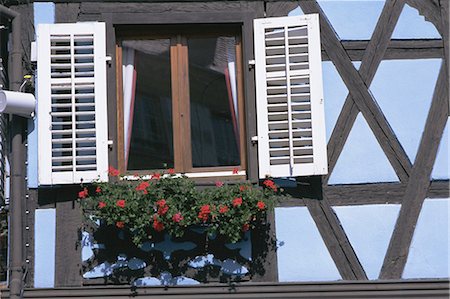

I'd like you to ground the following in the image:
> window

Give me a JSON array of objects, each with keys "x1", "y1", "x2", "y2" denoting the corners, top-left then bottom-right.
[{"x1": 116, "y1": 26, "x2": 246, "y2": 176}]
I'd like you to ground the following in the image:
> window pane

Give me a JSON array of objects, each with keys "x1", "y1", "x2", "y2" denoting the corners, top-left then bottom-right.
[
  {"x1": 188, "y1": 37, "x2": 241, "y2": 168},
  {"x1": 123, "y1": 40, "x2": 174, "y2": 170}
]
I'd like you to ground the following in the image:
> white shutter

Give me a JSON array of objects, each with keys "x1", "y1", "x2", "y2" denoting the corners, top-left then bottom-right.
[
  {"x1": 37, "y1": 23, "x2": 109, "y2": 185},
  {"x1": 254, "y1": 14, "x2": 327, "y2": 179}
]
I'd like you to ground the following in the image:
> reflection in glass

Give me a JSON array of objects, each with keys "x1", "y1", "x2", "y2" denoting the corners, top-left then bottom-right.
[
  {"x1": 123, "y1": 40, "x2": 174, "y2": 170},
  {"x1": 188, "y1": 37, "x2": 241, "y2": 167}
]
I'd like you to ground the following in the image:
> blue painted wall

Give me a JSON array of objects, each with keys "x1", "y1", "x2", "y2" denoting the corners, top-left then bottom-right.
[{"x1": 34, "y1": 209, "x2": 56, "y2": 287}]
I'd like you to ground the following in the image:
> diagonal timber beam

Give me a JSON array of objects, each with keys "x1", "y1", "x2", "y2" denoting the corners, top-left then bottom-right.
[
  {"x1": 323, "y1": 0, "x2": 406, "y2": 183},
  {"x1": 305, "y1": 195, "x2": 368, "y2": 280},
  {"x1": 299, "y1": 0, "x2": 412, "y2": 183},
  {"x1": 302, "y1": 177, "x2": 367, "y2": 280},
  {"x1": 380, "y1": 64, "x2": 448, "y2": 279}
]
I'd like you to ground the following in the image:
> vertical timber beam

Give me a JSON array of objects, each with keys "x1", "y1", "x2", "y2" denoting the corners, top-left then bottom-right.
[
  {"x1": 299, "y1": 0, "x2": 412, "y2": 183},
  {"x1": 380, "y1": 64, "x2": 448, "y2": 279}
]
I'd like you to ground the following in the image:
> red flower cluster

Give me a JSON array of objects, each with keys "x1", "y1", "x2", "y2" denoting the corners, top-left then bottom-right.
[
  {"x1": 257, "y1": 201, "x2": 266, "y2": 210},
  {"x1": 239, "y1": 185, "x2": 247, "y2": 192},
  {"x1": 96, "y1": 186, "x2": 102, "y2": 194},
  {"x1": 215, "y1": 181, "x2": 224, "y2": 187},
  {"x1": 263, "y1": 179, "x2": 277, "y2": 192},
  {"x1": 108, "y1": 166, "x2": 120, "y2": 177},
  {"x1": 232, "y1": 197, "x2": 243, "y2": 207},
  {"x1": 116, "y1": 221, "x2": 125, "y2": 229},
  {"x1": 167, "y1": 168, "x2": 175, "y2": 175},
  {"x1": 136, "y1": 181, "x2": 149, "y2": 194},
  {"x1": 198, "y1": 204, "x2": 211, "y2": 222},
  {"x1": 153, "y1": 216, "x2": 164, "y2": 232},
  {"x1": 151, "y1": 173, "x2": 161, "y2": 180},
  {"x1": 219, "y1": 205, "x2": 229, "y2": 214},
  {"x1": 172, "y1": 212, "x2": 183, "y2": 223},
  {"x1": 116, "y1": 199, "x2": 126, "y2": 208},
  {"x1": 242, "y1": 223, "x2": 250, "y2": 232},
  {"x1": 98, "y1": 201, "x2": 106, "y2": 209},
  {"x1": 232, "y1": 167, "x2": 239, "y2": 174},
  {"x1": 78, "y1": 188, "x2": 88, "y2": 199},
  {"x1": 156, "y1": 199, "x2": 169, "y2": 216}
]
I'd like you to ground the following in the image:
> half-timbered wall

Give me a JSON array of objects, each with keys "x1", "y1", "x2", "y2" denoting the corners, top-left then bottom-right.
[{"x1": 14, "y1": 0, "x2": 450, "y2": 291}]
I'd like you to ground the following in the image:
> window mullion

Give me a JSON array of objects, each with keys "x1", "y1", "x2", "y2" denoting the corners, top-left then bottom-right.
[
  {"x1": 171, "y1": 36, "x2": 184, "y2": 172},
  {"x1": 179, "y1": 36, "x2": 193, "y2": 172}
]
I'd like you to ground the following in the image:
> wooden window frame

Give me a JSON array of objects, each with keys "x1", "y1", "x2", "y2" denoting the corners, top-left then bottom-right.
[{"x1": 115, "y1": 26, "x2": 247, "y2": 178}]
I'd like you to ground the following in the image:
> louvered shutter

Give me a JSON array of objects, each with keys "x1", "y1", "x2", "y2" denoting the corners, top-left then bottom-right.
[
  {"x1": 37, "y1": 23, "x2": 108, "y2": 185},
  {"x1": 254, "y1": 14, "x2": 327, "y2": 179}
]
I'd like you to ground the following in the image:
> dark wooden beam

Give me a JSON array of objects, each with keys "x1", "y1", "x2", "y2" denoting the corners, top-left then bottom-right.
[
  {"x1": 438, "y1": 0, "x2": 449, "y2": 92},
  {"x1": 326, "y1": 39, "x2": 444, "y2": 61},
  {"x1": 300, "y1": 0, "x2": 412, "y2": 184},
  {"x1": 55, "y1": 2, "x2": 80, "y2": 22},
  {"x1": 380, "y1": 64, "x2": 449, "y2": 279},
  {"x1": 265, "y1": 1, "x2": 298, "y2": 17},
  {"x1": 317, "y1": 0, "x2": 407, "y2": 183},
  {"x1": 277, "y1": 180, "x2": 449, "y2": 207}
]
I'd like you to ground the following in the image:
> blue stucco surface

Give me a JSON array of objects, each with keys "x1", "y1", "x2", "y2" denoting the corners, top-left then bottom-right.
[
  {"x1": 328, "y1": 114, "x2": 399, "y2": 184},
  {"x1": 318, "y1": 0, "x2": 384, "y2": 40},
  {"x1": 370, "y1": 59, "x2": 442, "y2": 162},
  {"x1": 275, "y1": 207, "x2": 341, "y2": 281},
  {"x1": 34, "y1": 209, "x2": 56, "y2": 287},
  {"x1": 403, "y1": 198, "x2": 450, "y2": 278},
  {"x1": 392, "y1": 3, "x2": 441, "y2": 39},
  {"x1": 333, "y1": 204, "x2": 400, "y2": 279}
]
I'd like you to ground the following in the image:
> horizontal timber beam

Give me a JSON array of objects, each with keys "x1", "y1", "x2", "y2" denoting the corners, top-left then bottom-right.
[{"x1": 278, "y1": 180, "x2": 449, "y2": 207}]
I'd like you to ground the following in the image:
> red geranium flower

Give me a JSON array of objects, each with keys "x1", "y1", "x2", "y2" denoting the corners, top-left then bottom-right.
[
  {"x1": 98, "y1": 201, "x2": 106, "y2": 209},
  {"x1": 172, "y1": 212, "x2": 183, "y2": 223},
  {"x1": 168, "y1": 168, "x2": 175, "y2": 175},
  {"x1": 215, "y1": 181, "x2": 224, "y2": 187},
  {"x1": 151, "y1": 172, "x2": 161, "y2": 180},
  {"x1": 257, "y1": 201, "x2": 266, "y2": 210},
  {"x1": 158, "y1": 205, "x2": 169, "y2": 216},
  {"x1": 263, "y1": 179, "x2": 277, "y2": 192},
  {"x1": 116, "y1": 199, "x2": 126, "y2": 208},
  {"x1": 198, "y1": 204, "x2": 211, "y2": 222},
  {"x1": 116, "y1": 221, "x2": 125, "y2": 229},
  {"x1": 95, "y1": 186, "x2": 102, "y2": 194},
  {"x1": 232, "y1": 197, "x2": 242, "y2": 207},
  {"x1": 219, "y1": 205, "x2": 229, "y2": 214},
  {"x1": 239, "y1": 185, "x2": 247, "y2": 192},
  {"x1": 242, "y1": 223, "x2": 250, "y2": 232},
  {"x1": 153, "y1": 218, "x2": 164, "y2": 232},
  {"x1": 232, "y1": 167, "x2": 239, "y2": 174},
  {"x1": 156, "y1": 199, "x2": 166, "y2": 208},
  {"x1": 136, "y1": 181, "x2": 149, "y2": 194},
  {"x1": 108, "y1": 166, "x2": 120, "y2": 177},
  {"x1": 78, "y1": 188, "x2": 88, "y2": 199}
]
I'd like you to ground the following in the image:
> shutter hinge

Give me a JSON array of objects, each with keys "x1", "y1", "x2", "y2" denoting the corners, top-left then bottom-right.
[
  {"x1": 248, "y1": 60, "x2": 255, "y2": 69},
  {"x1": 251, "y1": 135, "x2": 258, "y2": 145},
  {"x1": 107, "y1": 140, "x2": 113, "y2": 150},
  {"x1": 106, "y1": 56, "x2": 112, "y2": 66}
]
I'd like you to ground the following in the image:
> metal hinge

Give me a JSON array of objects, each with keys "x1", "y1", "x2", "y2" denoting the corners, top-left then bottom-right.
[{"x1": 251, "y1": 135, "x2": 258, "y2": 145}]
